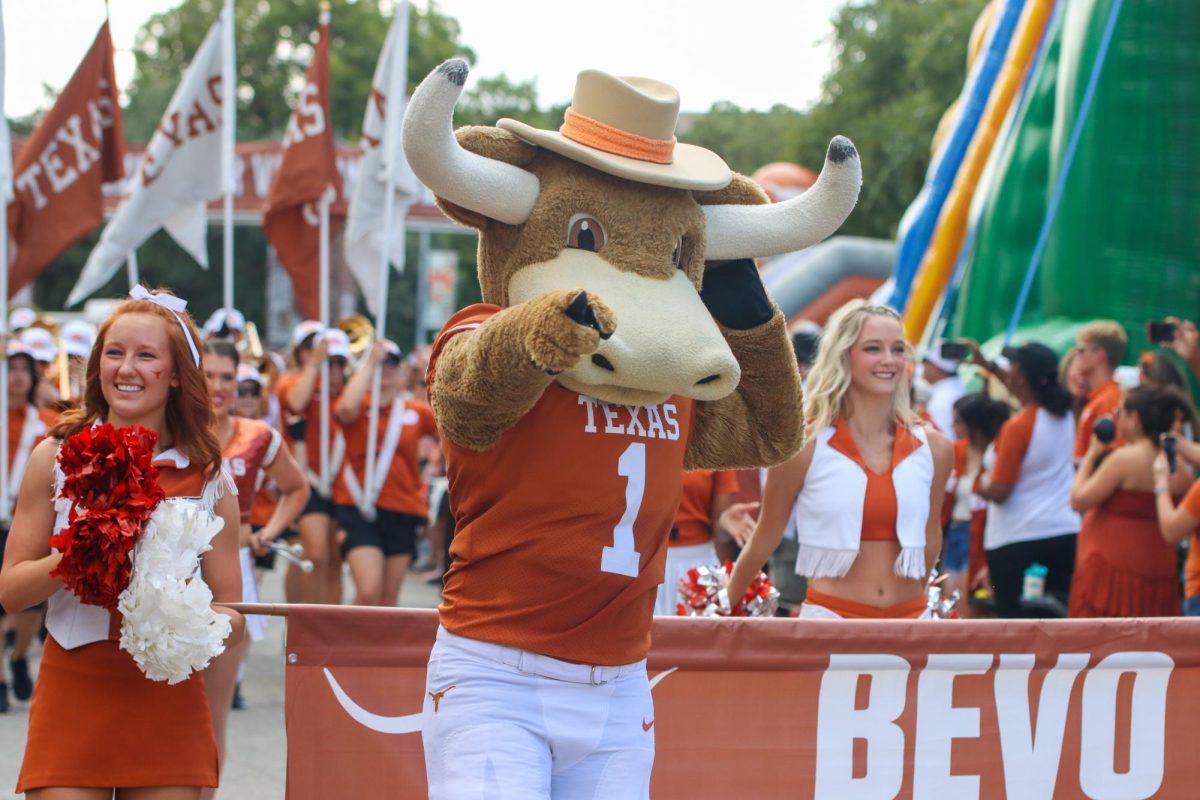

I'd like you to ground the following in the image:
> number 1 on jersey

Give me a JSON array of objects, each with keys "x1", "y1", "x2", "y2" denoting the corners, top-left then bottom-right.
[{"x1": 601, "y1": 442, "x2": 644, "y2": 577}]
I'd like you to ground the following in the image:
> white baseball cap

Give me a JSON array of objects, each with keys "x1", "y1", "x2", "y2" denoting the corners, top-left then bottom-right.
[
  {"x1": 19, "y1": 327, "x2": 56, "y2": 363},
  {"x1": 291, "y1": 320, "x2": 325, "y2": 347},
  {"x1": 320, "y1": 329, "x2": 352, "y2": 360},
  {"x1": 203, "y1": 308, "x2": 246, "y2": 338},
  {"x1": 9, "y1": 307, "x2": 37, "y2": 332},
  {"x1": 236, "y1": 363, "x2": 264, "y2": 385},
  {"x1": 60, "y1": 319, "x2": 96, "y2": 358},
  {"x1": 6, "y1": 340, "x2": 34, "y2": 362}
]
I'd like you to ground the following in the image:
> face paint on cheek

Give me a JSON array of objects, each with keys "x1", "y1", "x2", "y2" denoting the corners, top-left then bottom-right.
[{"x1": 152, "y1": 370, "x2": 163, "y2": 380}]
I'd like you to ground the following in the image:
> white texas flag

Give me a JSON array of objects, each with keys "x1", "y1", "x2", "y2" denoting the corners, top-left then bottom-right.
[
  {"x1": 343, "y1": 1, "x2": 418, "y2": 316},
  {"x1": 68, "y1": 9, "x2": 234, "y2": 306}
]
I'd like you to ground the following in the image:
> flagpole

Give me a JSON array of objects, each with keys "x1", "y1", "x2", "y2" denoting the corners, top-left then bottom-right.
[
  {"x1": 126, "y1": 250, "x2": 140, "y2": 289},
  {"x1": 221, "y1": 0, "x2": 236, "y2": 313},
  {"x1": 363, "y1": 0, "x2": 407, "y2": 510},
  {"x1": 318, "y1": 190, "x2": 331, "y2": 498}
]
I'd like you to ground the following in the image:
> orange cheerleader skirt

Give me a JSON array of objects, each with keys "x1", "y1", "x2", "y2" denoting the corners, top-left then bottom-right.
[{"x1": 16, "y1": 635, "x2": 218, "y2": 793}]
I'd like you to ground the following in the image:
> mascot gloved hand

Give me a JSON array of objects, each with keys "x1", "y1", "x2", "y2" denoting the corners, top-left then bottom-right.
[{"x1": 406, "y1": 58, "x2": 860, "y2": 799}]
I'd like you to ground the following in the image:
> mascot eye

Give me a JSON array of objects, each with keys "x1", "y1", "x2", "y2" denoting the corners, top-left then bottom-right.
[
  {"x1": 567, "y1": 214, "x2": 606, "y2": 252},
  {"x1": 672, "y1": 238, "x2": 684, "y2": 269}
]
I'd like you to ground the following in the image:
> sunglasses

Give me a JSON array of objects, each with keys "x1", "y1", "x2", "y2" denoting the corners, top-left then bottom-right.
[
  {"x1": 383, "y1": 353, "x2": 403, "y2": 368},
  {"x1": 330, "y1": 356, "x2": 349, "y2": 369},
  {"x1": 237, "y1": 383, "x2": 262, "y2": 398}
]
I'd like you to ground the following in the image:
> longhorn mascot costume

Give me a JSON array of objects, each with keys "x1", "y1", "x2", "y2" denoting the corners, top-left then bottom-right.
[{"x1": 404, "y1": 59, "x2": 861, "y2": 798}]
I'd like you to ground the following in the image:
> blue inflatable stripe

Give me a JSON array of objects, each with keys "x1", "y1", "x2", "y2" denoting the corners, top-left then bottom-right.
[{"x1": 888, "y1": 0, "x2": 1026, "y2": 311}]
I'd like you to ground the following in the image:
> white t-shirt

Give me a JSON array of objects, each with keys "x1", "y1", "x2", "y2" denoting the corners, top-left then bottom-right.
[{"x1": 983, "y1": 405, "x2": 1080, "y2": 550}]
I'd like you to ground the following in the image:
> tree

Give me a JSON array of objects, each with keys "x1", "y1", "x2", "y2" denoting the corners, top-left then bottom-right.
[
  {"x1": 679, "y1": 0, "x2": 987, "y2": 239},
  {"x1": 124, "y1": 0, "x2": 477, "y2": 142}
]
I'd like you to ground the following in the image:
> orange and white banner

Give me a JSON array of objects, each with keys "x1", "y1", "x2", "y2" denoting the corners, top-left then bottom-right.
[
  {"x1": 6, "y1": 22, "x2": 123, "y2": 299},
  {"x1": 262, "y1": 7, "x2": 343, "y2": 320},
  {"x1": 68, "y1": 10, "x2": 231, "y2": 307},
  {"x1": 284, "y1": 606, "x2": 1200, "y2": 799}
]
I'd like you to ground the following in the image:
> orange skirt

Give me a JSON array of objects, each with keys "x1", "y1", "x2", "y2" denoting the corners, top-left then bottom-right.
[
  {"x1": 804, "y1": 588, "x2": 929, "y2": 619},
  {"x1": 17, "y1": 636, "x2": 218, "y2": 792}
]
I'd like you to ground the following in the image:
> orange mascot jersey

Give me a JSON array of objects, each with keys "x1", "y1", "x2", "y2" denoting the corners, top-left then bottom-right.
[
  {"x1": 429, "y1": 305, "x2": 695, "y2": 666},
  {"x1": 222, "y1": 417, "x2": 281, "y2": 523}
]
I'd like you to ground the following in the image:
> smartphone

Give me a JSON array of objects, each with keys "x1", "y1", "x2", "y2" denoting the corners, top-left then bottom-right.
[
  {"x1": 1164, "y1": 436, "x2": 1178, "y2": 474},
  {"x1": 940, "y1": 341, "x2": 969, "y2": 360},
  {"x1": 1093, "y1": 416, "x2": 1116, "y2": 445},
  {"x1": 1147, "y1": 320, "x2": 1177, "y2": 344}
]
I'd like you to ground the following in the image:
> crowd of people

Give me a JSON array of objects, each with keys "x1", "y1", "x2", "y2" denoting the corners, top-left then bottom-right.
[
  {"x1": 0, "y1": 287, "x2": 1199, "y2": 796},
  {"x1": 721, "y1": 308, "x2": 1200, "y2": 623}
]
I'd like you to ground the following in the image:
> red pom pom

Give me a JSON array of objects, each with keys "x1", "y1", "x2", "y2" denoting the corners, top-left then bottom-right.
[{"x1": 52, "y1": 424, "x2": 165, "y2": 609}]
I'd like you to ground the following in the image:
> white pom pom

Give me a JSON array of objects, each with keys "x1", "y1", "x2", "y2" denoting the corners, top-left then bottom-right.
[{"x1": 118, "y1": 499, "x2": 232, "y2": 684}]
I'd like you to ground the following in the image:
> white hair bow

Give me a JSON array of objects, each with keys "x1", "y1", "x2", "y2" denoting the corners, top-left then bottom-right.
[{"x1": 129, "y1": 286, "x2": 200, "y2": 367}]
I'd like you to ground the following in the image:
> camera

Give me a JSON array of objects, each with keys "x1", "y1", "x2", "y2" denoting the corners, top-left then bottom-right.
[
  {"x1": 1164, "y1": 436, "x2": 1178, "y2": 474},
  {"x1": 939, "y1": 341, "x2": 969, "y2": 360},
  {"x1": 1147, "y1": 320, "x2": 1177, "y2": 344},
  {"x1": 1093, "y1": 416, "x2": 1116, "y2": 445}
]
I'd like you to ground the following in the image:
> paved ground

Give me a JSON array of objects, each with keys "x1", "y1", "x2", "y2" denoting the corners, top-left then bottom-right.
[{"x1": 0, "y1": 566, "x2": 442, "y2": 799}]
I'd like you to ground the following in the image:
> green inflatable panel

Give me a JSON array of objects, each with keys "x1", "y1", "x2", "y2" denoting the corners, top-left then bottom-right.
[{"x1": 951, "y1": 0, "x2": 1200, "y2": 363}]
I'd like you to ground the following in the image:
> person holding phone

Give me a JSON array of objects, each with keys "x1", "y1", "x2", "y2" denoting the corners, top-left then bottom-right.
[
  {"x1": 1153, "y1": 431, "x2": 1200, "y2": 616},
  {"x1": 976, "y1": 343, "x2": 1081, "y2": 618},
  {"x1": 1070, "y1": 387, "x2": 1193, "y2": 617}
]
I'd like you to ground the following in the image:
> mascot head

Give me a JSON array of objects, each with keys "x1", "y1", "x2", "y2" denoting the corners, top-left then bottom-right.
[{"x1": 404, "y1": 59, "x2": 860, "y2": 406}]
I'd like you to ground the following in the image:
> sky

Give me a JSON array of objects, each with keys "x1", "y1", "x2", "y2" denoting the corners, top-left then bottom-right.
[{"x1": 4, "y1": 0, "x2": 847, "y2": 120}]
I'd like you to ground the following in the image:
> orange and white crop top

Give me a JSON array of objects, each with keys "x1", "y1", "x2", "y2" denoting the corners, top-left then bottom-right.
[{"x1": 791, "y1": 416, "x2": 932, "y2": 579}]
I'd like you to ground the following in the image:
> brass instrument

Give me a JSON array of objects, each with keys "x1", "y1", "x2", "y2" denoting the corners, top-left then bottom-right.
[
  {"x1": 336, "y1": 313, "x2": 375, "y2": 358},
  {"x1": 239, "y1": 320, "x2": 265, "y2": 361}
]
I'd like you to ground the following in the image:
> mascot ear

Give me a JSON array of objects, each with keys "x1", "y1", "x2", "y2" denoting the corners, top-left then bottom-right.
[
  {"x1": 692, "y1": 173, "x2": 770, "y2": 208},
  {"x1": 435, "y1": 127, "x2": 540, "y2": 230}
]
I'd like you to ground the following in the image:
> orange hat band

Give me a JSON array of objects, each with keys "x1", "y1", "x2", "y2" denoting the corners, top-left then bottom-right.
[{"x1": 559, "y1": 107, "x2": 676, "y2": 165}]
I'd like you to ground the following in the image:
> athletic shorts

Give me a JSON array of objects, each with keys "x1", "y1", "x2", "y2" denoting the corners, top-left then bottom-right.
[
  {"x1": 300, "y1": 489, "x2": 335, "y2": 520},
  {"x1": 334, "y1": 504, "x2": 422, "y2": 558}
]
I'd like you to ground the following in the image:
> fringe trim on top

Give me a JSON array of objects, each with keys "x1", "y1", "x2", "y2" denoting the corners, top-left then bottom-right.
[
  {"x1": 794, "y1": 544, "x2": 858, "y2": 579},
  {"x1": 894, "y1": 547, "x2": 927, "y2": 580}
]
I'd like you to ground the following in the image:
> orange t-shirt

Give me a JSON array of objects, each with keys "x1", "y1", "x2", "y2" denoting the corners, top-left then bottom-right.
[
  {"x1": 673, "y1": 469, "x2": 737, "y2": 547},
  {"x1": 6, "y1": 405, "x2": 54, "y2": 472},
  {"x1": 275, "y1": 371, "x2": 341, "y2": 476},
  {"x1": 1075, "y1": 379, "x2": 1123, "y2": 460},
  {"x1": 430, "y1": 305, "x2": 695, "y2": 666},
  {"x1": 333, "y1": 396, "x2": 439, "y2": 517},
  {"x1": 991, "y1": 405, "x2": 1037, "y2": 486},
  {"x1": 1181, "y1": 482, "x2": 1200, "y2": 599},
  {"x1": 221, "y1": 417, "x2": 280, "y2": 523}
]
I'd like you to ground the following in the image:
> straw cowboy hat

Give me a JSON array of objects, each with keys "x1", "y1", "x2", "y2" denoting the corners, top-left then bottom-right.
[{"x1": 498, "y1": 69, "x2": 732, "y2": 191}]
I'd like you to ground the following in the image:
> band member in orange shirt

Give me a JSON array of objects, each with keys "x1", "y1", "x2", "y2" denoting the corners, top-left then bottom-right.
[
  {"x1": 334, "y1": 341, "x2": 439, "y2": 606},
  {"x1": 275, "y1": 327, "x2": 351, "y2": 604}
]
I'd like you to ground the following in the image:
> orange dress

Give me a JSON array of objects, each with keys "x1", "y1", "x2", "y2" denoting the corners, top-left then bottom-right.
[
  {"x1": 16, "y1": 452, "x2": 219, "y2": 792},
  {"x1": 1068, "y1": 489, "x2": 1181, "y2": 618}
]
